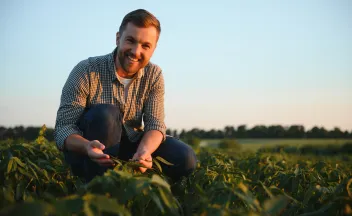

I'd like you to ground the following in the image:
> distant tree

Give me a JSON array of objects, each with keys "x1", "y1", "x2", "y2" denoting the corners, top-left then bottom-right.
[
  {"x1": 13, "y1": 126, "x2": 25, "y2": 138},
  {"x1": 0, "y1": 126, "x2": 7, "y2": 139},
  {"x1": 1, "y1": 124, "x2": 351, "y2": 141},
  {"x1": 224, "y1": 126, "x2": 236, "y2": 138},
  {"x1": 172, "y1": 129, "x2": 178, "y2": 138},
  {"x1": 236, "y1": 125, "x2": 247, "y2": 138},
  {"x1": 5, "y1": 128, "x2": 15, "y2": 139},
  {"x1": 179, "y1": 129, "x2": 186, "y2": 140},
  {"x1": 190, "y1": 128, "x2": 202, "y2": 138},
  {"x1": 207, "y1": 129, "x2": 217, "y2": 139},
  {"x1": 198, "y1": 129, "x2": 207, "y2": 138},
  {"x1": 306, "y1": 126, "x2": 328, "y2": 138},
  {"x1": 45, "y1": 128, "x2": 54, "y2": 141},
  {"x1": 23, "y1": 127, "x2": 40, "y2": 141},
  {"x1": 248, "y1": 125, "x2": 268, "y2": 138},
  {"x1": 267, "y1": 125, "x2": 286, "y2": 138},
  {"x1": 328, "y1": 127, "x2": 344, "y2": 139},
  {"x1": 286, "y1": 125, "x2": 305, "y2": 138},
  {"x1": 216, "y1": 130, "x2": 224, "y2": 139}
]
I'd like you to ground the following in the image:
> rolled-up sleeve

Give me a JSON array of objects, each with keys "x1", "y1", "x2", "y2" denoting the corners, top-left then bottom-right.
[
  {"x1": 143, "y1": 70, "x2": 167, "y2": 142},
  {"x1": 54, "y1": 60, "x2": 89, "y2": 151}
]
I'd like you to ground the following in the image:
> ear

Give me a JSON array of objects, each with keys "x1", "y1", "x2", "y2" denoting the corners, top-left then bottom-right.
[{"x1": 116, "y1": 32, "x2": 120, "y2": 46}]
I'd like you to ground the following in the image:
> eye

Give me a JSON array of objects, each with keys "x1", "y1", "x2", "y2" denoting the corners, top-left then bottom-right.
[
  {"x1": 142, "y1": 44, "x2": 150, "y2": 49},
  {"x1": 126, "y1": 38, "x2": 134, "y2": 43}
]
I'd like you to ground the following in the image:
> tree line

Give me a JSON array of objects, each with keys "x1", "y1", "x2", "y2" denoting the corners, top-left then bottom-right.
[
  {"x1": 167, "y1": 125, "x2": 352, "y2": 140},
  {"x1": 0, "y1": 126, "x2": 55, "y2": 142},
  {"x1": 1, "y1": 124, "x2": 351, "y2": 142}
]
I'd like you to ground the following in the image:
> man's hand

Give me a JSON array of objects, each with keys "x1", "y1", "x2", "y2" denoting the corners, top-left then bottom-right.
[
  {"x1": 132, "y1": 149, "x2": 153, "y2": 173},
  {"x1": 86, "y1": 140, "x2": 114, "y2": 167},
  {"x1": 130, "y1": 130, "x2": 163, "y2": 173}
]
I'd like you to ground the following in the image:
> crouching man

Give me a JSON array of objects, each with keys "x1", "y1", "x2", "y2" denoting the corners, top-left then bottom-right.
[{"x1": 53, "y1": 9, "x2": 197, "y2": 182}]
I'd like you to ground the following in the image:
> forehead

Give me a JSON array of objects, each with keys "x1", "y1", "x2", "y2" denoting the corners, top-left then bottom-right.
[{"x1": 121, "y1": 22, "x2": 158, "y2": 44}]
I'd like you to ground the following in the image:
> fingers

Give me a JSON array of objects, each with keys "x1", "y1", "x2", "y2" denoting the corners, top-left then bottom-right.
[
  {"x1": 86, "y1": 140, "x2": 116, "y2": 167},
  {"x1": 131, "y1": 151, "x2": 153, "y2": 173},
  {"x1": 90, "y1": 140, "x2": 105, "y2": 150},
  {"x1": 139, "y1": 159, "x2": 152, "y2": 168},
  {"x1": 134, "y1": 157, "x2": 153, "y2": 173},
  {"x1": 139, "y1": 167, "x2": 147, "y2": 173},
  {"x1": 133, "y1": 151, "x2": 152, "y2": 161},
  {"x1": 89, "y1": 150, "x2": 110, "y2": 159},
  {"x1": 138, "y1": 161, "x2": 151, "y2": 173},
  {"x1": 131, "y1": 157, "x2": 152, "y2": 164},
  {"x1": 87, "y1": 140, "x2": 110, "y2": 160}
]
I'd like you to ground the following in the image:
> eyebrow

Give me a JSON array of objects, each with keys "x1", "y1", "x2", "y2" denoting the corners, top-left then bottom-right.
[{"x1": 126, "y1": 36, "x2": 152, "y2": 46}]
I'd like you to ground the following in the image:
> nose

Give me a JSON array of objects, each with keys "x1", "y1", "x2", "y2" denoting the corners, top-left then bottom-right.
[{"x1": 130, "y1": 44, "x2": 142, "y2": 58}]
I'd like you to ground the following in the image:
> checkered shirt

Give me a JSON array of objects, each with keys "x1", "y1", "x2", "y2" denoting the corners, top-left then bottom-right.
[{"x1": 53, "y1": 48, "x2": 166, "y2": 151}]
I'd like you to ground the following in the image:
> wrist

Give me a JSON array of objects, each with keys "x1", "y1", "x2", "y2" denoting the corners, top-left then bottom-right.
[
  {"x1": 137, "y1": 145, "x2": 151, "y2": 154},
  {"x1": 84, "y1": 140, "x2": 90, "y2": 155}
]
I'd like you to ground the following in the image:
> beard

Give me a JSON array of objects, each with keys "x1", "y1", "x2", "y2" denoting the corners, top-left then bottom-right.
[{"x1": 116, "y1": 47, "x2": 147, "y2": 76}]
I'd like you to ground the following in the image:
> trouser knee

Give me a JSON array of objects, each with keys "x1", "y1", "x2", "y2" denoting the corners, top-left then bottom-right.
[
  {"x1": 155, "y1": 137, "x2": 198, "y2": 181},
  {"x1": 78, "y1": 104, "x2": 123, "y2": 148},
  {"x1": 180, "y1": 143, "x2": 197, "y2": 176}
]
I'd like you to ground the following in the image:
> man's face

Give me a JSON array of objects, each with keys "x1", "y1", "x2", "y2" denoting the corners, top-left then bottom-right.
[{"x1": 115, "y1": 22, "x2": 159, "y2": 77}]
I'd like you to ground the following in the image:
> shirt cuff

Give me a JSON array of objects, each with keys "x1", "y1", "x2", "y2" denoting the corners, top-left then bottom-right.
[
  {"x1": 144, "y1": 123, "x2": 166, "y2": 143},
  {"x1": 54, "y1": 125, "x2": 83, "y2": 151}
]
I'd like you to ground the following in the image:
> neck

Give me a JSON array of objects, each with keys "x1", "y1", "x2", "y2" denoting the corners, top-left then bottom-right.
[{"x1": 117, "y1": 69, "x2": 135, "y2": 79}]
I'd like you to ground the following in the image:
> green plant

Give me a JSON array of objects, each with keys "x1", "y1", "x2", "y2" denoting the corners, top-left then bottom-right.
[
  {"x1": 218, "y1": 139, "x2": 241, "y2": 150},
  {"x1": 0, "y1": 132, "x2": 351, "y2": 215}
]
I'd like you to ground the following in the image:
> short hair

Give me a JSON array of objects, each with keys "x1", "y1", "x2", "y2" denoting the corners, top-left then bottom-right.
[{"x1": 119, "y1": 9, "x2": 161, "y2": 37}]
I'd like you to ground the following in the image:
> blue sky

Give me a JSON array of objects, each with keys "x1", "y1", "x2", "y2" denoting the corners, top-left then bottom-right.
[{"x1": 1, "y1": 0, "x2": 351, "y2": 131}]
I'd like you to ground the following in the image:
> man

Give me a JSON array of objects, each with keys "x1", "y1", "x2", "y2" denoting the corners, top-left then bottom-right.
[{"x1": 54, "y1": 9, "x2": 197, "y2": 182}]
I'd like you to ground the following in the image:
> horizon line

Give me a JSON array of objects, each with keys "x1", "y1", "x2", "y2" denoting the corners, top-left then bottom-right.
[{"x1": 1, "y1": 123, "x2": 351, "y2": 132}]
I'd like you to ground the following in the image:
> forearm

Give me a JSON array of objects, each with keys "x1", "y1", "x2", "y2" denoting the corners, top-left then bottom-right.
[
  {"x1": 54, "y1": 59, "x2": 90, "y2": 152},
  {"x1": 137, "y1": 130, "x2": 163, "y2": 154},
  {"x1": 64, "y1": 134, "x2": 90, "y2": 155}
]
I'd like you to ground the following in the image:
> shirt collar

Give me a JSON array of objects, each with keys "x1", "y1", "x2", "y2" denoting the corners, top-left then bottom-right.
[{"x1": 109, "y1": 47, "x2": 145, "y2": 82}]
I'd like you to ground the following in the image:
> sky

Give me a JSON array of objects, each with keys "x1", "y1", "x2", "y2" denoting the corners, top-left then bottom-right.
[{"x1": 0, "y1": 0, "x2": 351, "y2": 131}]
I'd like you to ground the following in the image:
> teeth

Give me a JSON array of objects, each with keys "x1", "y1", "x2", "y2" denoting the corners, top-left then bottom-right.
[{"x1": 128, "y1": 55, "x2": 138, "y2": 62}]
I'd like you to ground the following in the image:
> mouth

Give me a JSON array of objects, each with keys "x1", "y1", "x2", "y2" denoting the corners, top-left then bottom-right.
[{"x1": 127, "y1": 54, "x2": 139, "y2": 63}]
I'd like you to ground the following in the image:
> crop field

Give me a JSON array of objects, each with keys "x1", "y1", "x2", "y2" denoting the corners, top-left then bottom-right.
[
  {"x1": 200, "y1": 139, "x2": 352, "y2": 151},
  {"x1": 0, "y1": 131, "x2": 351, "y2": 215}
]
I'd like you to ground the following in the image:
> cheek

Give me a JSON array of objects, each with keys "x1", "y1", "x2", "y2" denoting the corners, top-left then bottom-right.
[
  {"x1": 143, "y1": 51, "x2": 153, "y2": 60},
  {"x1": 119, "y1": 42, "x2": 130, "y2": 51}
]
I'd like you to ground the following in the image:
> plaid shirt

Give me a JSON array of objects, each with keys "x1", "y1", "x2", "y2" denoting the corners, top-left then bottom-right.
[{"x1": 54, "y1": 48, "x2": 166, "y2": 151}]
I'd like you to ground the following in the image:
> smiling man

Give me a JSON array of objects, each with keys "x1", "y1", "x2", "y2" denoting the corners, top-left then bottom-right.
[{"x1": 54, "y1": 9, "x2": 197, "y2": 182}]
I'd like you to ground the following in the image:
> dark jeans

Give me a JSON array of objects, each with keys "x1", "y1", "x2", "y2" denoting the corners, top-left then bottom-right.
[{"x1": 63, "y1": 104, "x2": 197, "y2": 182}]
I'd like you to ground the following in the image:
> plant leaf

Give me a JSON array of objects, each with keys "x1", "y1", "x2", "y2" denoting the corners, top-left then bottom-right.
[
  {"x1": 7, "y1": 158, "x2": 14, "y2": 174},
  {"x1": 151, "y1": 175, "x2": 171, "y2": 192},
  {"x1": 155, "y1": 156, "x2": 174, "y2": 166}
]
